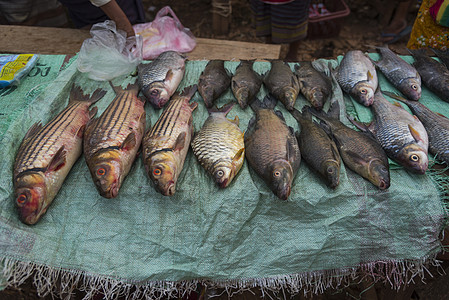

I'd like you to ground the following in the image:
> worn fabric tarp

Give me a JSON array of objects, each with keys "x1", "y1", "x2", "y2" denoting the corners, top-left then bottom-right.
[{"x1": 0, "y1": 54, "x2": 447, "y2": 298}]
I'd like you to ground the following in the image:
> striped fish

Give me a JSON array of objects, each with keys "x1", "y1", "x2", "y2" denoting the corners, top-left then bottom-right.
[
  {"x1": 84, "y1": 83, "x2": 146, "y2": 198},
  {"x1": 13, "y1": 85, "x2": 106, "y2": 225},
  {"x1": 191, "y1": 103, "x2": 245, "y2": 188},
  {"x1": 142, "y1": 85, "x2": 198, "y2": 196}
]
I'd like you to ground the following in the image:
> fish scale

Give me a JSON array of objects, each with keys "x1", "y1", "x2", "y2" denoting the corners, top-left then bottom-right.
[{"x1": 192, "y1": 114, "x2": 244, "y2": 179}]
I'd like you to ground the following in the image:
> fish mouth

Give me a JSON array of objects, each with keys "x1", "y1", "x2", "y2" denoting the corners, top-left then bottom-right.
[
  {"x1": 218, "y1": 178, "x2": 229, "y2": 188},
  {"x1": 19, "y1": 207, "x2": 42, "y2": 225},
  {"x1": 277, "y1": 185, "x2": 291, "y2": 200},
  {"x1": 100, "y1": 181, "x2": 119, "y2": 199},
  {"x1": 161, "y1": 181, "x2": 176, "y2": 196},
  {"x1": 378, "y1": 179, "x2": 390, "y2": 190}
]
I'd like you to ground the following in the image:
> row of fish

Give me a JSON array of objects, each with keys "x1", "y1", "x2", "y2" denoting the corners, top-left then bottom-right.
[{"x1": 13, "y1": 48, "x2": 449, "y2": 225}]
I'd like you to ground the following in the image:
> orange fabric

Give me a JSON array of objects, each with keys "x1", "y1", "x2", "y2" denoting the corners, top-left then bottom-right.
[{"x1": 407, "y1": 0, "x2": 449, "y2": 49}]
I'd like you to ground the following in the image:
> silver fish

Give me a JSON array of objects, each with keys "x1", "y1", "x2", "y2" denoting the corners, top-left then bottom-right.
[
  {"x1": 336, "y1": 50, "x2": 378, "y2": 106},
  {"x1": 138, "y1": 51, "x2": 186, "y2": 108},
  {"x1": 371, "y1": 46, "x2": 421, "y2": 101}
]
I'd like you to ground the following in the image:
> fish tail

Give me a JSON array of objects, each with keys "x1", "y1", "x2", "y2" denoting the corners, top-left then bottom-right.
[
  {"x1": 208, "y1": 102, "x2": 234, "y2": 115},
  {"x1": 69, "y1": 84, "x2": 107, "y2": 105},
  {"x1": 407, "y1": 48, "x2": 427, "y2": 58},
  {"x1": 180, "y1": 84, "x2": 198, "y2": 98},
  {"x1": 109, "y1": 82, "x2": 139, "y2": 95},
  {"x1": 327, "y1": 100, "x2": 341, "y2": 120},
  {"x1": 250, "y1": 94, "x2": 277, "y2": 112}
]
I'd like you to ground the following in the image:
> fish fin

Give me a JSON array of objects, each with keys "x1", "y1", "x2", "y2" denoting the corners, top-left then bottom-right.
[
  {"x1": 286, "y1": 135, "x2": 300, "y2": 170},
  {"x1": 181, "y1": 84, "x2": 198, "y2": 98},
  {"x1": 275, "y1": 110, "x2": 286, "y2": 121},
  {"x1": 190, "y1": 101, "x2": 198, "y2": 111},
  {"x1": 88, "y1": 106, "x2": 98, "y2": 119},
  {"x1": 46, "y1": 146, "x2": 66, "y2": 173},
  {"x1": 69, "y1": 84, "x2": 106, "y2": 105},
  {"x1": 245, "y1": 116, "x2": 256, "y2": 139},
  {"x1": 437, "y1": 112, "x2": 448, "y2": 119},
  {"x1": 173, "y1": 132, "x2": 187, "y2": 152},
  {"x1": 367, "y1": 70, "x2": 373, "y2": 81},
  {"x1": 408, "y1": 124, "x2": 425, "y2": 143},
  {"x1": 347, "y1": 115, "x2": 371, "y2": 133},
  {"x1": 232, "y1": 148, "x2": 245, "y2": 164},
  {"x1": 76, "y1": 125, "x2": 85, "y2": 139},
  {"x1": 231, "y1": 115, "x2": 239, "y2": 125},
  {"x1": 392, "y1": 101, "x2": 402, "y2": 108},
  {"x1": 250, "y1": 95, "x2": 277, "y2": 111},
  {"x1": 121, "y1": 132, "x2": 137, "y2": 151},
  {"x1": 231, "y1": 79, "x2": 240, "y2": 91},
  {"x1": 209, "y1": 102, "x2": 234, "y2": 115},
  {"x1": 165, "y1": 69, "x2": 174, "y2": 81},
  {"x1": 289, "y1": 107, "x2": 303, "y2": 123},
  {"x1": 23, "y1": 122, "x2": 43, "y2": 140},
  {"x1": 344, "y1": 150, "x2": 367, "y2": 165}
]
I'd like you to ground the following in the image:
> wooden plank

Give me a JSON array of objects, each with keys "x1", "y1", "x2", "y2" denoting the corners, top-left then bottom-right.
[{"x1": 0, "y1": 25, "x2": 281, "y2": 60}]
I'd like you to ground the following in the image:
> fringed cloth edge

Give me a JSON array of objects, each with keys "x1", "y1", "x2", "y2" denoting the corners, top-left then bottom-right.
[{"x1": 1, "y1": 255, "x2": 445, "y2": 300}]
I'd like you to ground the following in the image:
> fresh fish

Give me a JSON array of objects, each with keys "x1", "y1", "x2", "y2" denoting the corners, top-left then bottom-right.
[
  {"x1": 137, "y1": 51, "x2": 186, "y2": 108},
  {"x1": 409, "y1": 49, "x2": 449, "y2": 102},
  {"x1": 142, "y1": 85, "x2": 198, "y2": 196},
  {"x1": 263, "y1": 60, "x2": 300, "y2": 111},
  {"x1": 231, "y1": 60, "x2": 262, "y2": 109},
  {"x1": 294, "y1": 61, "x2": 332, "y2": 110},
  {"x1": 335, "y1": 50, "x2": 378, "y2": 106},
  {"x1": 349, "y1": 90, "x2": 428, "y2": 174},
  {"x1": 290, "y1": 107, "x2": 340, "y2": 189},
  {"x1": 191, "y1": 103, "x2": 245, "y2": 188},
  {"x1": 311, "y1": 103, "x2": 390, "y2": 190},
  {"x1": 370, "y1": 46, "x2": 421, "y2": 101},
  {"x1": 198, "y1": 60, "x2": 231, "y2": 108},
  {"x1": 431, "y1": 48, "x2": 449, "y2": 69},
  {"x1": 244, "y1": 95, "x2": 301, "y2": 200},
  {"x1": 84, "y1": 83, "x2": 146, "y2": 199},
  {"x1": 384, "y1": 91, "x2": 449, "y2": 165},
  {"x1": 14, "y1": 85, "x2": 106, "y2": 224}
]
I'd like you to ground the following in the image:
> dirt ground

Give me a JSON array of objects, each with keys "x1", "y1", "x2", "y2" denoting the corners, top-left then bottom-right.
[{"x1": 3, "y1": 1, "x2": 448, "y2": 299}]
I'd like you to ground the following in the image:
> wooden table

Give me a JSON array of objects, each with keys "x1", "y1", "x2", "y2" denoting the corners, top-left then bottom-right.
[{"x1": 0, "y1": 25, "x2": 281, "y2": 61}]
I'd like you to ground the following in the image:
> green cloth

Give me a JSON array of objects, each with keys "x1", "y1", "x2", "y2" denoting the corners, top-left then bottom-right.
[{"x1": 0, "y1": 54, "x2": 447, "y2": 297}]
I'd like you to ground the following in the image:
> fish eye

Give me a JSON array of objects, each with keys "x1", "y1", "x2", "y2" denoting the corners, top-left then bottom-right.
[
  {"x1": 150, "y1": 90, "x2": 160, "y2": 96},
  {"x1": 17, "y1": 194, "x2": 27, "y2": 205},
  {"x1": 215, "y1": 170, "x2": 224, "y2": 178},
  {"x1": 360, "y1": 89, "x2": 367, "y2": 95},
  {"x1": 411, "y1": 84, "x2": 417, "y2": 90},
  {"x1": 153, "y1": 168, "x2": 162, "y2": 176},
  {"x1": 327, "y1": 167, "x2": 334, "y2": 173},
  {"x1": 273, "y1": 171, "x2": 281, "y2": 177},
  {"x1": 410, "y1": 154, "x2": 419, "y2": 162},
  {"x1": 97, "y1": 168, "x2": 106, "y2": 176}
]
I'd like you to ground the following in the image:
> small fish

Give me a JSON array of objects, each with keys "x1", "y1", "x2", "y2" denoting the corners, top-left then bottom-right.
[
  {"x1": 370, "y1": 45, "x2": 421, "y2": 101},
  {"x1": 198, "y1": 60, "x2": 231, "y2": 108},
  {"x1": 409, "y1": 49, "x2": 449, "y2": 102},
  {"x1": 290, "y1": 107, "x2": 340, "y2": 188},
  {"x1": 14, "y1": 85, "x2": 106, "y2": 224},
  {"x1": 138, "y1": 51, "x2": 186, "y2": 108},
  {"x1": 231, "y1": 60, "x2": 262, "y2": 109},
  {"x1": 191, "y1": 103, "x2": 245, "y2": 188},
  {"x1": 142, "y1": 85, "x2": 198, "y2": 196},
  {"x1": 311, "y1": 102, "x2": 390, "y2": 190},
  {"x1": 335, "y1": 50, "x2": 378, "y2": 106},
  {"x1": 263, "y1": 60, "x2": 300, "y2": 111},
  {"x1": 244, "y1": 95, "x2": 301, "y2": 200},
  {"x1": 84, "y1": 83, "x2": 146, "y2": 198},
  {"x1": 349, "y1": 90, "x2": 428, "y2": 174},
  {"x1": 294, "y1": 61, "x2": 332, "y2": 110},
  {"x1": 384, "y1": 91, "x2": 449, "y2": 166}
]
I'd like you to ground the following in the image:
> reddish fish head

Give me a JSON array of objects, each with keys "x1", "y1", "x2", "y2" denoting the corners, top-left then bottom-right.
[
  {"x1": 14, "y1": 172, "x2": 47, "y2": 225},
  {"x1": 213, "y1": 165, "x2": 234, "y2": 189},
  {"x1": 352, "y1": 83, "x2": 375, "y2": 106},
  {"x1": 145, "y1": 152, "x2": 178, "y2": 196},
  {"x1": 368, "y1": 159, "x2": 391, "y2": 190},
  {"x1": 397, "y1": 144, "x2": 428, "y2": 174},
  {"x1": 143, "y1": 83, "x2": 170, "y2": 109},
  {"x1": 269, "y1": 160, "x2": 294, "y2": 200},
  {"x1": 399, "y1": 78, "x2": 422, "y2": 101},
  {"x1": 282, "y1": 87, "x2": 298, "y2": 111},
  {"x1": 88, "y1": 151, "x2": 123, "y2": 199}
]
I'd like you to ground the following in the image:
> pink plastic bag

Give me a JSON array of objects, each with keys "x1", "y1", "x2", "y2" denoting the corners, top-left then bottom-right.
[{"x1": 133, "y1": 6, "x2": 196, "y2": 60}]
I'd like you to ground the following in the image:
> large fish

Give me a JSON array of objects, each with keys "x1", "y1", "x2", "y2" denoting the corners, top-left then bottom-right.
[
  {"x1": 142, "y1": 85, "x2": 198, "y2": 196},
  {"x1": 198, "y1": 60, "x2": 231, "y2": 108},
  {"x1": 335, "y1": 50, "x2": 378, "y2": 106},
  {"x1": 311, "y1": 103, "x2": 390, "y2": 190},
  {"x1": 294, "y1": 61, "x2": 332, "y2": 110},
  {"x1": 231, "y1": 60, "x2": 262, "y2": 109},
  {"x1": 290, "y1": 107, "x2": 340, "y2": 189},
  {"x1": 371, "y1": 46, "x2": 421, "y2": 101},
  {"x1": 14, "y1": 85, "x2": 106, "y2": 224},
  {"x1": 409, "y1": 49, "x2": 449, "y2": 102},
  {"x1": 244, "y1": 95, "x2": 301, "y2": 200},
  {"x1": 263, "y1": 60, "x2": 300, "y2": 111},
  {"x1": 191, "y1": 102, "x2": 245, "y2": 188},
  {"x1": 137, "y1": 51, "x2": 186, "y2": 108},
  {"x1": 349, "y1": 90, "x2": 428, "y2": 174},
  {"x1": 431, "y1": 48, "x2": 449, "y2": 69},
  {"x1": 384, "y1": 91, "x2": 449, "y2": 166},
  {"x1": 84, "y1": 83, "x2": 146, "y2": 199}
]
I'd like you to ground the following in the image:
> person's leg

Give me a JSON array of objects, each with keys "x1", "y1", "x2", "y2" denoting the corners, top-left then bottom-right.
[{"x1": 381, "y1": 0, "x2": 412, "y2": 43}]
